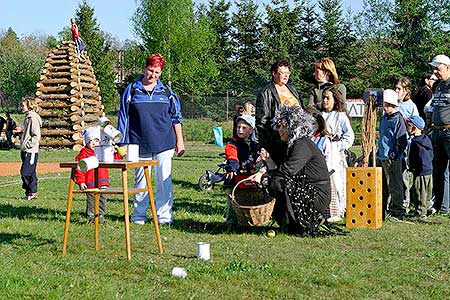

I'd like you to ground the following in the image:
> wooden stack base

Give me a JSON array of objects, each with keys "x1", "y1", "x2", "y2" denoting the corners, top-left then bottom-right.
[{"x1": 346, "y1": 167, "x2": 383, "y2": 229}]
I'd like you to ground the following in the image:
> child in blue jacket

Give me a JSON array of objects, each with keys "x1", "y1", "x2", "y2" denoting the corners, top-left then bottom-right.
[
  {"x1": 376, "y1": 89, "x2": 408, "y2": 221},
  {"x1": 406, "y1": 115, "x2": 433, "y2": 218}
]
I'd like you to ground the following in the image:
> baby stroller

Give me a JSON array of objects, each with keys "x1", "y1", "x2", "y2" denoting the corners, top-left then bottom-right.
[
  {"x1": 197, "y1": 154, "x2": 263, "y2": 191},
  {"x1": 198, "y1": 153, "x2": 227, "y2": 191}
]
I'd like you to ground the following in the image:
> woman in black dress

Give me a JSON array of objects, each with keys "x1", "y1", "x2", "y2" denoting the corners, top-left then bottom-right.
[{"x1": 253, "y1": 105, "x2": 332, "y2": 236}]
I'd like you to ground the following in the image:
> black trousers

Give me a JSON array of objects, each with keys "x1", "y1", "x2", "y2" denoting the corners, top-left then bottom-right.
[{"x1": 20, "y1": 151, "x2": 38, "y2": 195}]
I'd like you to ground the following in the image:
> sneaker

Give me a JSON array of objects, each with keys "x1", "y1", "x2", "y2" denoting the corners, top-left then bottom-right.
[
  {"x1": 327, "y1": 216, "x2": 343, "y2": 223},
  {"x1": 132, "y1": 220, "x2": 145, "y2": 225},
  {"x1": 427, "y1": 207, "x2": 437, "y2": 216},
  {"x1": 26, "y1": 193, "x2": 38, "y2": 200},
  {"x1": 388, "y1": 215, "x2": 404, "y2": 222},
  {"x1": 88, "y1": 216, "x2": 106, "y2": 224}
]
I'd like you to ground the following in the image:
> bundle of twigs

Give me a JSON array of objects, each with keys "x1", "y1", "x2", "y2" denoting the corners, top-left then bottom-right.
[{"x1": 361, "y1": 95, "x2": 378, "y2": 167}]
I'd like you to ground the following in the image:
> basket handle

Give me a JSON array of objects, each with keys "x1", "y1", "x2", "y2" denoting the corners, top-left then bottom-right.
[{"x1": 231, "y1": 176, "x2": 255, "y2": 199}]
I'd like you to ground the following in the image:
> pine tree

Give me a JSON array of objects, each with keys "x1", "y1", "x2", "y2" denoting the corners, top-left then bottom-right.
[
  {"x1": 75, "y1": 2, "x2": 118, "y2": 113},
  {"x1": 391, "y1": 0, "x2": 436, "y2": 82},
  {"x1": 317, "y1": 0, "x2": 358, "y2": 95},
  {"x1": 296, "y1": 0, "x2": 321, "y2": 92},
  {"x1": 205, "y1": 0, "x2": 233, "y2": 94},
  {"x1": 230, "y1": 0, "x2": 264, "y2": 94},
  {"x1": 262, "y1": 0, "x2": 301, "y2": 64}
]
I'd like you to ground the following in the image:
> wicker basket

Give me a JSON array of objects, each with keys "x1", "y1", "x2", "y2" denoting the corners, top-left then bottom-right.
[{"x1": 230, "y1": 177, "x2": 275, "y2": 227}]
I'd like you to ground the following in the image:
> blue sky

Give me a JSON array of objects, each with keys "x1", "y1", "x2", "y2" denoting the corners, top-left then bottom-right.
[{"x1": 0, "y1": 0, "x2": 363, "y2": 41}]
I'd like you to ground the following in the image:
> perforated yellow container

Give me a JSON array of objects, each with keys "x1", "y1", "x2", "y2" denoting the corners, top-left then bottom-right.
[{"x1": 346, "y1": 167, "x2": 383, "y2": 229}]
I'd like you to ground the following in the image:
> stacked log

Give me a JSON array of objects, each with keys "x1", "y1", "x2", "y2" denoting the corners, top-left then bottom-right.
[{"x1": 36, "y1": 41, "x2": 104, "y2": 151}]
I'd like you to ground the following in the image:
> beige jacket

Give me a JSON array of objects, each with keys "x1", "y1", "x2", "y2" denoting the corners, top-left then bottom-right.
[{"x1": 20, "y1": 111, "x2": 42, "y2": 153}]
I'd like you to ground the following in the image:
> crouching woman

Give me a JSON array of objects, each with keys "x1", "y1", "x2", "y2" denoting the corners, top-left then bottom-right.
[{"x1": 253, "y1": 104, "x2": 331, "y2": 236}]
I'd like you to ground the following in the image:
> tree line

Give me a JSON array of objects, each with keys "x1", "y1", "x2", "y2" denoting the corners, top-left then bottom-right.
[{"x1": 1, "y1": 0, "x2": 449, "y2": 114}]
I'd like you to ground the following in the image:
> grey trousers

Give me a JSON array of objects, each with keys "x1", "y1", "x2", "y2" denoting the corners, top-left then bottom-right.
[
  {"x1": 411, "y1": 174, "x2": 433, "y2": 217},
  {"x1": 381, "y1": 159, "x2": 405, "y2": 217},
  {"x1": 86, "y1": 193, "x2": 107, "y2": 218}
]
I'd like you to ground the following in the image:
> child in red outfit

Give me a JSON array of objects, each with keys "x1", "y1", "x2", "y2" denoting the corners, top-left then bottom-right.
[
  {"x1": 224, "y1": 115, "x2": 259, "y2": 224},
  {"x1": 75, "y1": 127, "x2": 109, "y2": 224},
  {"x1": 70, "y1": 18, "x2": 85, "y2": 58}
]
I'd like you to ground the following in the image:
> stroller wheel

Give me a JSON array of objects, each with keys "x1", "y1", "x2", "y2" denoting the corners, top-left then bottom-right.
[{"x1": 198, "y1": 174, "x2": 214, "y2": 191}]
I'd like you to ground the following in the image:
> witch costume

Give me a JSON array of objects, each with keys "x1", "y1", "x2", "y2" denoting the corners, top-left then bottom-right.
[{"x1": 264, "y1": 105, "x2": 332, "y2": 236}]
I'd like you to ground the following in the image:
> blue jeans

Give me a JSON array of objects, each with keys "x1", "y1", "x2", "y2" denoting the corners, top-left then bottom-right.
[
  {"x1": 441, "y1": 165, "x2": 449, "y2": 213},
  {"x1": 131, "y1": 149, "x2": 175, "y2": 224},
  {"x1": 431, "y1": 128, "x2": 450, "y2": 212},
  {"x1": 20, "y1": 152, "x2": 38, "y2": 196}
]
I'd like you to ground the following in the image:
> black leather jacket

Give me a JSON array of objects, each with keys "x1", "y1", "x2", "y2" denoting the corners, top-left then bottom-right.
[{"x1": 255, "y1": 81, "x2": 302, "y2": 164}]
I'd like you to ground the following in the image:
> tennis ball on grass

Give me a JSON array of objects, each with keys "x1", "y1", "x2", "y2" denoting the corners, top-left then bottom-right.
[{"x1": 266, "y1": 230, "x2": 276, "y2": 238}]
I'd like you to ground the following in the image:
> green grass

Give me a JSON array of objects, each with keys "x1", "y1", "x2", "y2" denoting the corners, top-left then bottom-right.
[{"x1": 0, "y1": 142, "x2": 449, "y2": 299}]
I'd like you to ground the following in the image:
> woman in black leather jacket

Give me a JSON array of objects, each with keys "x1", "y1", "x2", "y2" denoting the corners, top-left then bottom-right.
[{"x1": 255, "y1": 59, "x2": 303, "y2": 165}]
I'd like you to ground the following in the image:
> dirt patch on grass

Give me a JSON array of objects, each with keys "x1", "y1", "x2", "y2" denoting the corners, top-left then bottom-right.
[{"x1": 0, "y1": 162, "x2": 65, "y2": 177}]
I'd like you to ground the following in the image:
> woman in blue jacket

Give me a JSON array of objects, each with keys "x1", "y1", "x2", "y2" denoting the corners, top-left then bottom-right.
[{"x1": 118, "y1": 53, "x2": 185, "y2": 225}]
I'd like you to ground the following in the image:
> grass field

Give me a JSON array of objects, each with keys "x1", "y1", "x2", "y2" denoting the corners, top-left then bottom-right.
[{"x1": 0, "y1": 142, "x2": 449, "y2": 300}]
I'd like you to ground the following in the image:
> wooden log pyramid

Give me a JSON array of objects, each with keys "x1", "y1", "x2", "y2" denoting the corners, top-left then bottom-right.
[{"x1": 36, "y1": 40, "x2": 103, "y2": 151}]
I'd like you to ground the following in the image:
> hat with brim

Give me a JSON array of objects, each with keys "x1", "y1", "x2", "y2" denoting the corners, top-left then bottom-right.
[
  {"x1": 383, "y1": 89, "x2": 399, "y2": 107},
  {"x1": 429, "y1": 54, "x2": 450, "y2": 67}
]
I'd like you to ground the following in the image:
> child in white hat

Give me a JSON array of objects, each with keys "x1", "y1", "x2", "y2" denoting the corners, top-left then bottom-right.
[
  {"x1": 75, "y1": 126, "x2": 109, "y2": 224},
  {"x1": 376, "y1": 89, "x2": 408, "y2": 222},
  {"x1": 224, "y1": 114, "x2": 259, "y2": 225}
]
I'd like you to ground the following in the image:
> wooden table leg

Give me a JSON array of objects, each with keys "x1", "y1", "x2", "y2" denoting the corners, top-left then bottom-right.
[
  {"x1": 121, "y1": 168, "x2": 131, "y2": 260},
  {"x1": 144, "y1": 166, "x2": 163, "y2": 254},
  {"x1": 62, "y1": 168, "x2": 76, "y2": 256},
  {"x1": 94, "y1": 168, "x2": 100, "y2": 251},
  {"x1": 94, "y1": 191, "x2": 100, "y2": 251}
]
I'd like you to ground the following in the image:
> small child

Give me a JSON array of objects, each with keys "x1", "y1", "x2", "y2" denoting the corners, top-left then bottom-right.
[
  {"x1": 75, "y1": 127, "x2": 109, "y2": 224},
  {"x1": 376, "y1": 89, "x2": 408, "y2": 221},
  {"x1": 224, "y1": 115, "x2": 259, "y2": 225},
  {"x1": 406, "y1": 115, "x2": 433, "y2": 218},
  {"x1": 311, "y1": 113, "x2": 332, "y2": 168},
  {"x1": 71, "y1": 18, "x2": 85, "y2": 58},
  {"x1": 18, "y1": 97, "x2": 42, "y2": 200},
  {"x1": 311, "y1": 113, "x2": 341, "y2": 222}
]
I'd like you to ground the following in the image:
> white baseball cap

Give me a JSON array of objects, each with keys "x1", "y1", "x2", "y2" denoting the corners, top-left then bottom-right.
[
  {"x1": 383, "y1": 89, "x2": 398, "y2": 107},
  {"x1": 236, "y1": 114, "x2": 255, "y2": 129},
  {"x1": 429, "y1": 55, "x2": 450, "y2": 67}
]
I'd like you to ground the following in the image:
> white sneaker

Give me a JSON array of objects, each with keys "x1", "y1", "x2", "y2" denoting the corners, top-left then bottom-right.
[
  {"x1": 327, "y1": 216, "x2": 343, "y2": 223},
  {"x1": 132, "y1": 220, "x2": 145, "y2": 225},
  {"x1": 26, "y1": 193, "x2": 38, "y2": 201}
]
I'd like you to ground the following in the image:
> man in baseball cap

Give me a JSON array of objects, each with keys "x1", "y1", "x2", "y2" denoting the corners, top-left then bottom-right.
[
  {"x1": 429, "y1": 54, "x2": 450, "y2": 68},
  {"x1": 429, "y1": 54, "x2": 450, "y2": 215}
]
